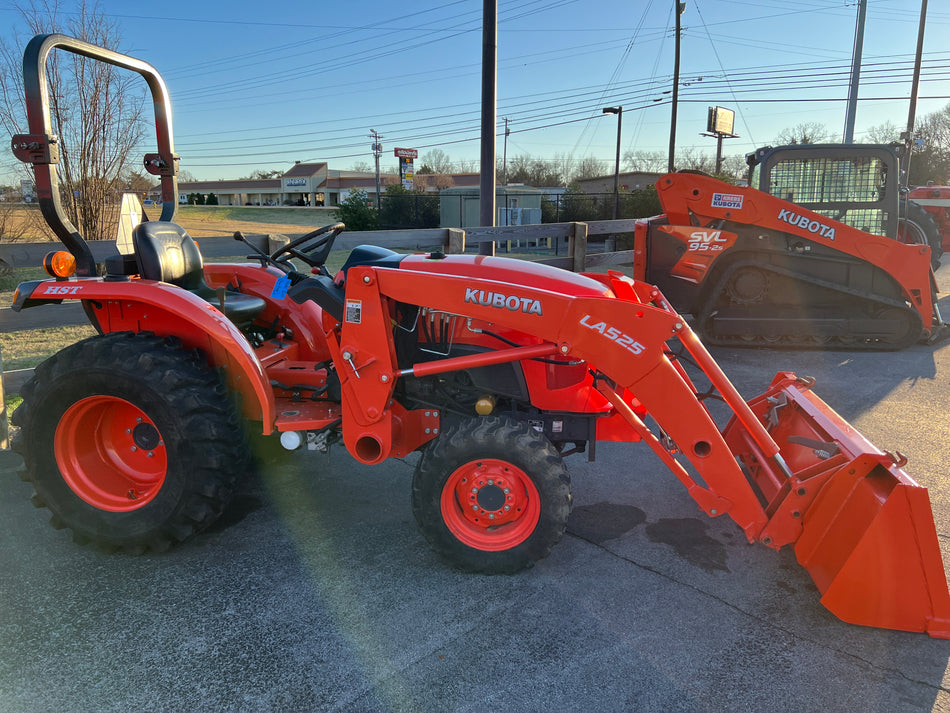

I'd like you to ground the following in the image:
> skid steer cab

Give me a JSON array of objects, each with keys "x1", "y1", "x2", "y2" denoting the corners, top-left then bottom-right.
[{"x1": 10, "y1": 33, "x2": 950, "y2": 639}]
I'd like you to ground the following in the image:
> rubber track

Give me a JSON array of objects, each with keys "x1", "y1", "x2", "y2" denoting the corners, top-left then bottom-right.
[{"x1": 696, "y1": 260, "x2": 926, "y2": 350}]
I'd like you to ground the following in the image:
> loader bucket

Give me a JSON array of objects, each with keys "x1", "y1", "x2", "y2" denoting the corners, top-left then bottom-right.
[{"x1": 722, "y1": 373, "x2": 950, "y2": 638}]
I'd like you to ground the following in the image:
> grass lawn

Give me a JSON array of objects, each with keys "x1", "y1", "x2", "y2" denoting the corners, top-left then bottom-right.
[{"x1": 0, "y1": 324, "x2": 98, "y2": 371}]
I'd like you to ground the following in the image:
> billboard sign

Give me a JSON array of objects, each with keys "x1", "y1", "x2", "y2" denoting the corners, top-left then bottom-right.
[
  {"x1": 396, "y1": 148, "x2": 416, "y2": 189},
  {"x1": 20, "y1": 178, "x2": 35, "y2": 202},
  {"x1": 707, "y1": 106, "x2": 736, "y2": 136}
]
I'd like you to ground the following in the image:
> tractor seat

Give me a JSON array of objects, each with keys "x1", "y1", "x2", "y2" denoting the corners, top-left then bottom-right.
[{"x1": 132, "y1": 221, "x2": 266, "y2": 325}]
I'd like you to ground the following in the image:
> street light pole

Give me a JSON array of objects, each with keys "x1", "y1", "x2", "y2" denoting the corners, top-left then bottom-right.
[
  {"x1": 479, "y1": 0, "x2": 497, "y2": 236},
  {"x1": 603, "y1": 106, "x2": 623, "y2": 220}
]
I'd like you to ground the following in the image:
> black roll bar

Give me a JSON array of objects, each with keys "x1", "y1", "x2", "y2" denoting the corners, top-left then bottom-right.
[{"x1": 10, "y1": 33, "x2": 179, "y2": 276}]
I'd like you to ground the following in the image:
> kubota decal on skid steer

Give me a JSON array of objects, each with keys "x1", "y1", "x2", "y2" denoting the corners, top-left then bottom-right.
[{"x1": 9, "y1": 33, "x2": 950, "y2": 638}]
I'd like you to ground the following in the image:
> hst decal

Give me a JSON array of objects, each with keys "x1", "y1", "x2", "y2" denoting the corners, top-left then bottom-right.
[{"x1": 43, "y1": 284, "x2": 83, "y2": 295}]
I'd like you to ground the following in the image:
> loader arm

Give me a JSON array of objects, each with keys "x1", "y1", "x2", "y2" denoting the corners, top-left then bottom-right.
[
  {"x1": 333, "y1": 257, "x2": 785, "y2": 539},
  {"x1": 330, "y1": 253, "x2": 950, "y2": 638}
]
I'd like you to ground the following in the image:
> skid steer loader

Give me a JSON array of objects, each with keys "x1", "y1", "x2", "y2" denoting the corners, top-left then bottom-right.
[
  {"x1": 635, "y1": 161, "x2": 945, "y2": 349},
  {"x1": 9, "y1": 34, "x2": 950, "y2": 638}
]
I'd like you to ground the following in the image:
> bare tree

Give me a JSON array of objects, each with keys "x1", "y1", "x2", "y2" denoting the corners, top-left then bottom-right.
[
  {"x1": 864, "y1": 120, "x2": 901, "y2": 144},
  {"x1": 674, "y1": 147, "x2": 716, "y2": 174},
  {"x1": 909, "y1": 104, "x2": 950, "y2": 185},
  {"x1": 719, "y1": 154, "x2": 748, "y2": 182},
  {"x1": 240, "y1": 169, "x2": 283, "y2": 180},
  {"x1": 623, "y1": 150, "x2": 667, "y2": 173},
  {"x1": 413, "y1": 172, "x2": 452, "y2": 192},
  {"x1": 455, "y1": 158, "x2": 479, "y2": 173},
  {"x1": 418, "y1": 148, "x2": 453, "y2": 175},
  {"x1": 773, "y1": 122, "x2": 832, "y2": 145},
  {"x1": 571, "y1": 156, "x2": 608, "y2": 182},
  {"x1": 0, "y1": 0, "x2": 146, "y2": 242},
  {"x1": 500, "y1": 153, "x2": 563, "y2": 187}
]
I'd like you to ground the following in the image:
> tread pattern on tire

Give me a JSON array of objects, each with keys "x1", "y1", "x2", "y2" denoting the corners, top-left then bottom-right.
[
  {"x1": 12, "y1": 331, "x2": 251, "y2": 553},
  {"x1": 902, "y1": 201, "x2": 943, "y2": 269},
  {"x1": 411, "y1": 416, "x2": 572, "y2": 574}
]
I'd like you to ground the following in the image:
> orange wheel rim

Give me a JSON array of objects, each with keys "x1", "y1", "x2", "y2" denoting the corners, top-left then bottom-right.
[
  {"x1": 440, "y1": 458, "x2": 540, "y2": 551},
  {"x1": 54, "y1": 395, "x2": 167, "y2": 512}
]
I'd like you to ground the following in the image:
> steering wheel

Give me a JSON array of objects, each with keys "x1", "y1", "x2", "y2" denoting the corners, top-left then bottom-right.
[{"x1": 270, "y1": 222, "x2": 345, "y2": 269}]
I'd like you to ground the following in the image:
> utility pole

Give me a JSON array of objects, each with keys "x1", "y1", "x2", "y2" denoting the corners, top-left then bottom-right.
[
  {"x1": 843, "y1": 0, "x2": 867, "y2": 143},
  {"x1": 479, "y1": 0, "x2": 497, "y2": 243},
  {"x1": 668, "y1": 1, "x2": 686, "y2": 172},
  {"x1": 902, "y1": 0, "x2": 929, "y2": 187},
  {"x1": 369, "y1": 129, "x2": 383, "y2": 212},
  {"x1": 502, "y1": 117, "x2": 510, "y2": 186}
]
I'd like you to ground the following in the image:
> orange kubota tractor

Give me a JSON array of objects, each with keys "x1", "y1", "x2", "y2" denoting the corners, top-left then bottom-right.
[
  {"x1": 635, "y1": 144, "x2": 944, "y2": 349},
  {"x1": 9, "y1": 35, "x2": 950, "y2": 638}
]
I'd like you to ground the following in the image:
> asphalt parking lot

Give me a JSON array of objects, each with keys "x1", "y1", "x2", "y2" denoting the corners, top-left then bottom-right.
[{"x1": 2, "y1": 267, "x2": 950, "y2": 713}]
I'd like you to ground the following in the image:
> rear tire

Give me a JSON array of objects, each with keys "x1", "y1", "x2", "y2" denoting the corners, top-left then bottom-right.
[
  {"x1": 899, "y1": 201, "x2": 943, "y2": 269},
  {"x1": 11, "y1": 331, "x2": 250, "y2": 553},
  {"x1": 411, "y1": 416, "x2": 572, "y2": 574}
]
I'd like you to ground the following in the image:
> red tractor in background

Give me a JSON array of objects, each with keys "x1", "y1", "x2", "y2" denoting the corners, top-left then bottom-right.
[
  {"x1": 907, "y1": 184, "x2": 950, "y2": 254},
  {"x1": 8, "y1": 34, "x2": 950, "y2": 638}
]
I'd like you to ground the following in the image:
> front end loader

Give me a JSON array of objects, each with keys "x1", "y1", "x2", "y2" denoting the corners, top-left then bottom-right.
[{"x1": 8, "y1": 34, "x2": 950, "y2": 639}]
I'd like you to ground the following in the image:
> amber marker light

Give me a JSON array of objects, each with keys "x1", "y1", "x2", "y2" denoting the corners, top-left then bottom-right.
[{"x1": 43, "y1": 251, "x2": 77, "y2": 278}]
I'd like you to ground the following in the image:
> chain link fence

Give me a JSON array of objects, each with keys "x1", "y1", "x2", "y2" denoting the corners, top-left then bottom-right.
[{"x1": 377, "y1": 188, "x2": 662, "y2": 230}]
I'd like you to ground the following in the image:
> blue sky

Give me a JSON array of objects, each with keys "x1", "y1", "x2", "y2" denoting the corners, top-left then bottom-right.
[{"x1": 1, "y1": 0, "x2": 948, "y2": 182}]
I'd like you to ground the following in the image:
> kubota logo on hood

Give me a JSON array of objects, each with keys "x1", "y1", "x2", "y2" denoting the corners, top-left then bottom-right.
[{"x1": 464, "y1": 287, "x2": 543, "y2": 315}]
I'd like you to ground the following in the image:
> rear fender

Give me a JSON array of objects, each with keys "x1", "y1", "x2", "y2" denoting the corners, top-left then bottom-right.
[{"x1": 15, "y1": 277, "x2": 275, "y2": 431}]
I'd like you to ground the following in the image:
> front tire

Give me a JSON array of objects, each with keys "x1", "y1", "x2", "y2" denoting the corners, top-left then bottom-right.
[
  {"x1": 12, "y1": 331, "x2": 250, "y2": 553},
  {"x1": 411, "y1": 417, "x2": 572, "y2": 574}
]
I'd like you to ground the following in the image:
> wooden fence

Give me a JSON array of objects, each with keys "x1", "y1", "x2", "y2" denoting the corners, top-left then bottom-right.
[{"x1": 0, "y1": 220, "x2": 639, "y2": 400}]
